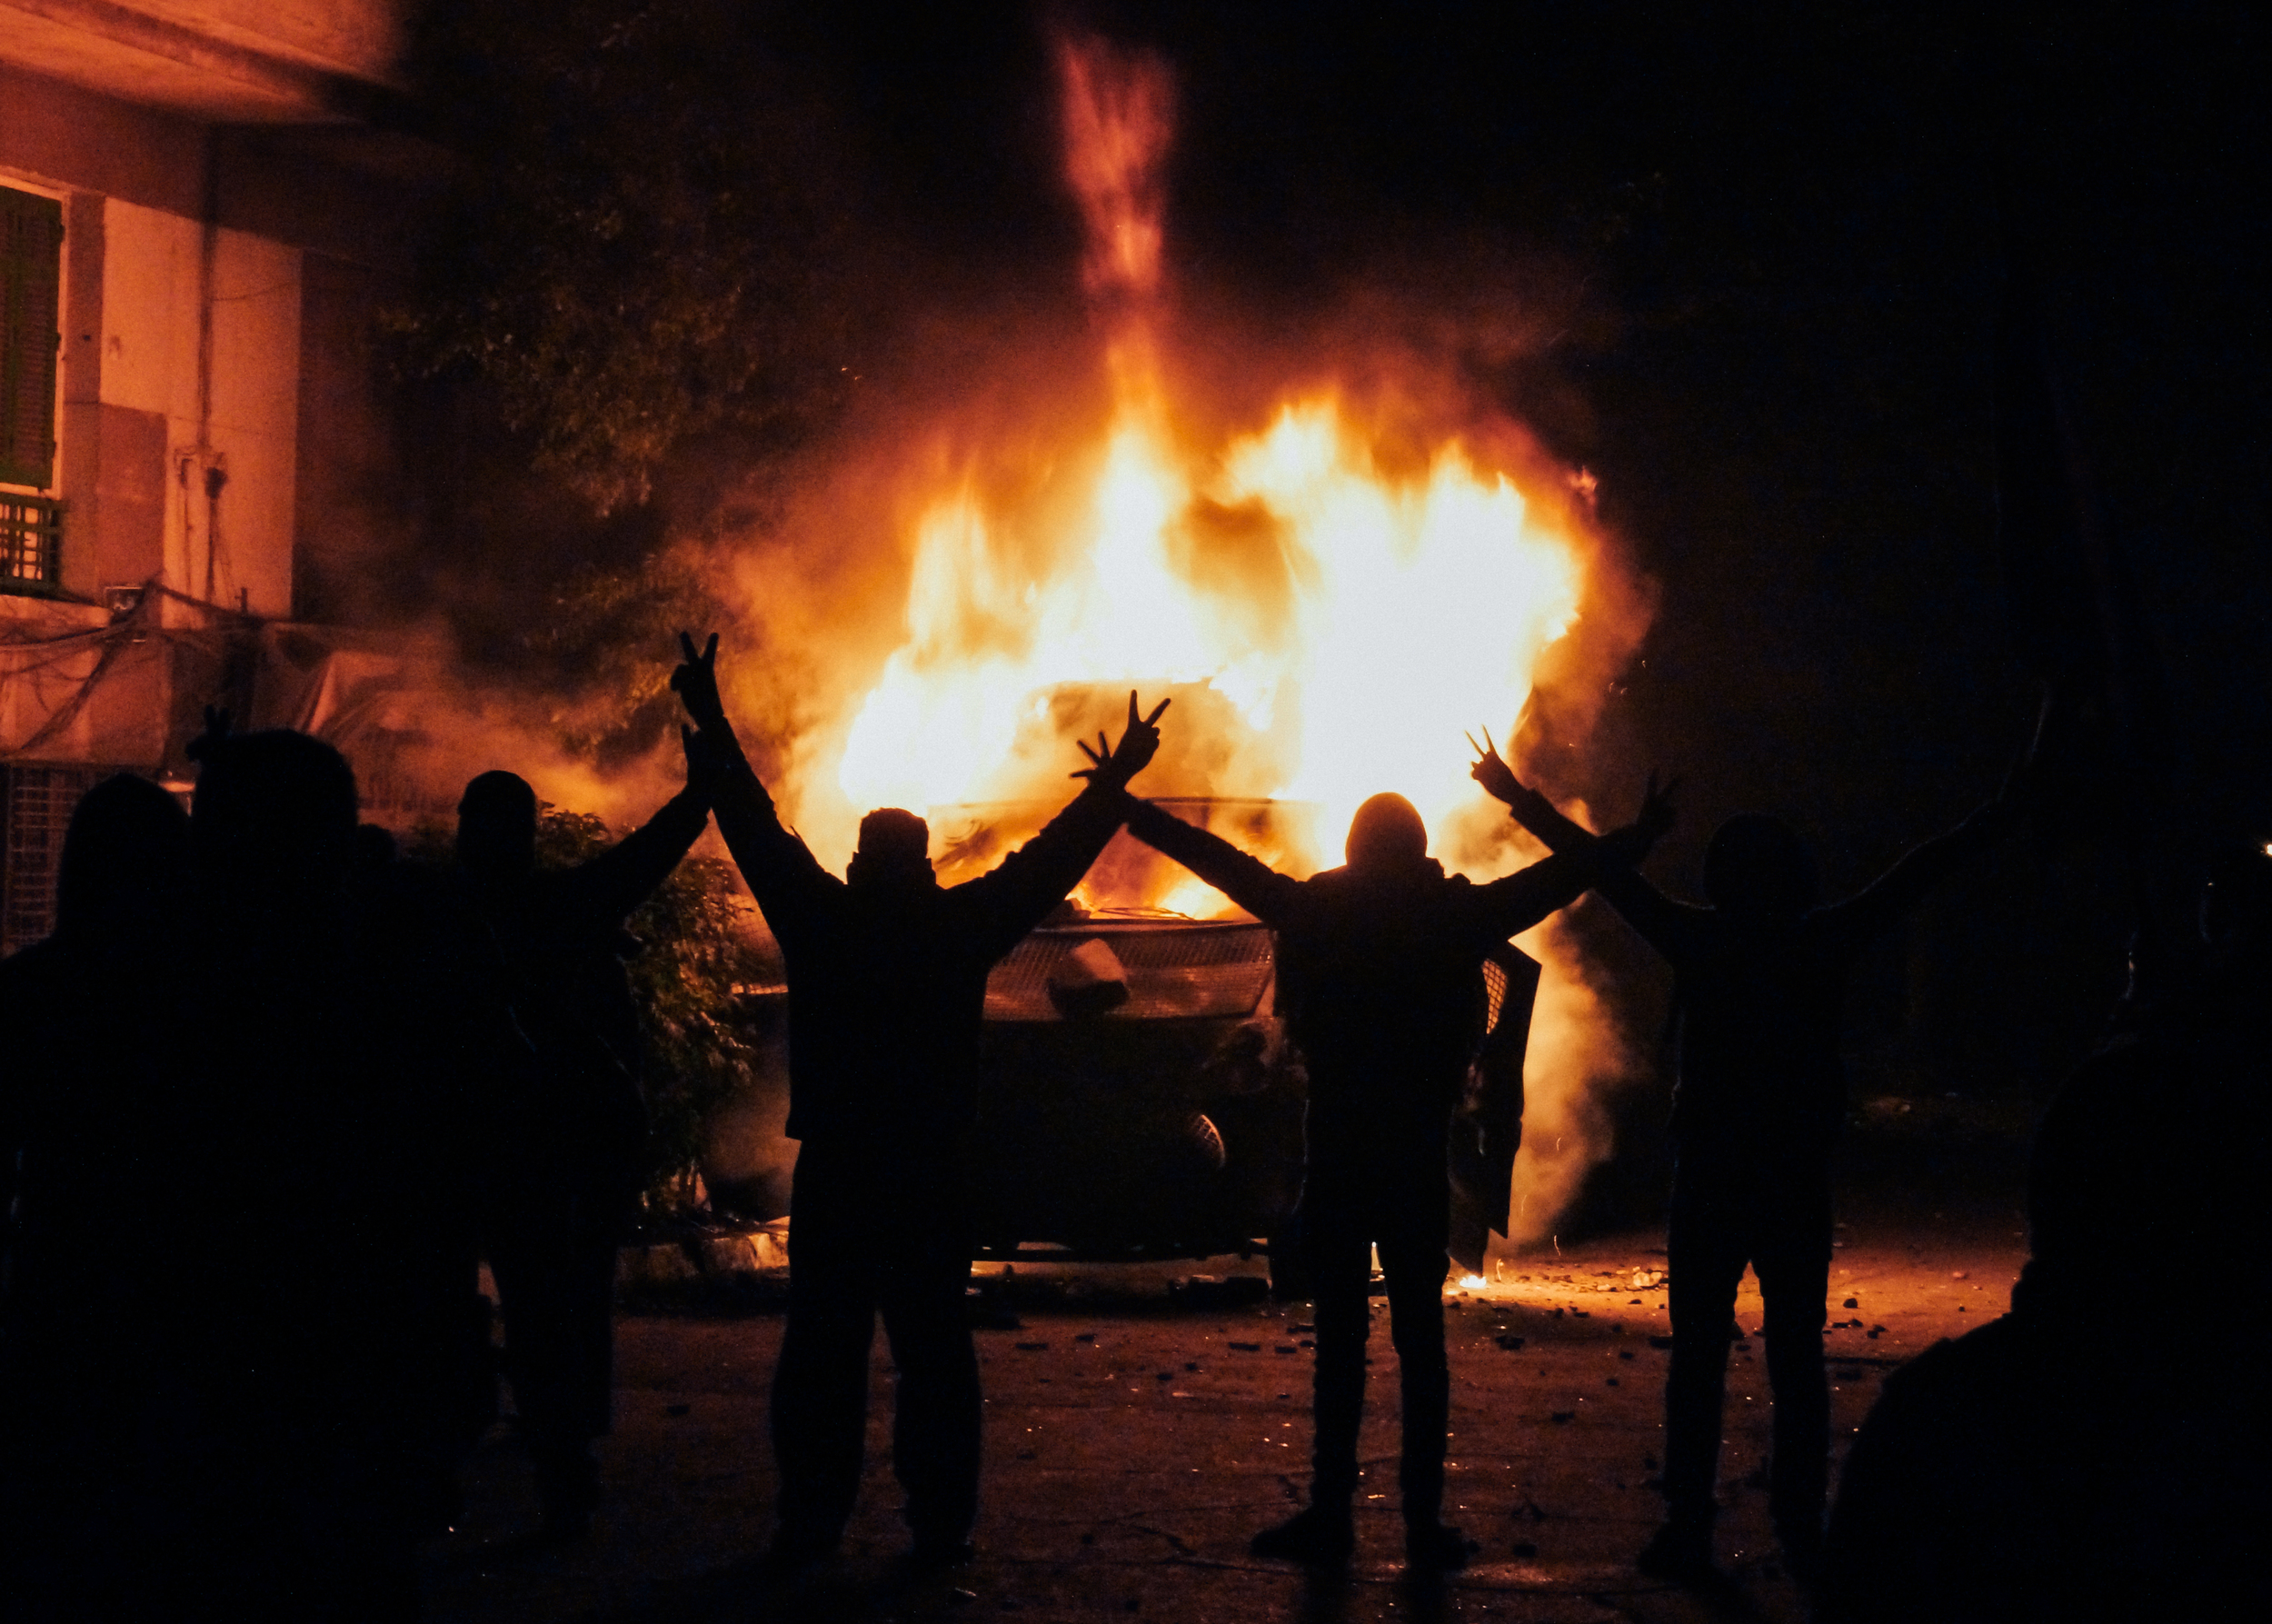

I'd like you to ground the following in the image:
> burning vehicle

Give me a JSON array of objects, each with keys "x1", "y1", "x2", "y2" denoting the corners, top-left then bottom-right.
[
  {"x1": 709, "y1": 35, "x2": 1639, "y2": 1263},
  {"x1": 935, "y1": 798, "x2": 1538, "y2": 1276}
]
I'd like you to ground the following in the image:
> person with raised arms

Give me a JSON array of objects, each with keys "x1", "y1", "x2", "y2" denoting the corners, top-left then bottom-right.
[
  {"x1": 1114, "y1": 764, "x2": 1671, "y2": 1570},
  {"x1": 671, "y1": 633, "x2": 1167, "y2": 1573}
]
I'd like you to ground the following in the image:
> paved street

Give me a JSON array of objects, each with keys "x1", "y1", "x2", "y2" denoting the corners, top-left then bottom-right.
[{"x1": 423, "y1": 1166, "x2": 2026, "y2": 1624}]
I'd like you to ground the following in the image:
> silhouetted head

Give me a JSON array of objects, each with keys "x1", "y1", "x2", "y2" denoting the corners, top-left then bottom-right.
[
  {"x1": 1345, "y1": 792, "x2": 1429, "y2": 874},
  {"x1": 1703, "y1": 814, "x2": 1817, "y2": 915},
  {"x1": 456, "y1": 771, "x2": 539, "y2": 884},
  {"x1": 55, "y1": 773, "x2": 190, "y2": 942},
  {"x1": 847, "y1": 807, "x2": 933, "y2": 889},
  {"x1": 191, "y1": 730, "x2": 359, "y2": 911}
]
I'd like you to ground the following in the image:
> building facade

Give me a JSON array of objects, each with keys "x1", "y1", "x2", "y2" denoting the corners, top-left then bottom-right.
[{"x1": 0, "y1": 1, "x2": 444, "y2": 950}]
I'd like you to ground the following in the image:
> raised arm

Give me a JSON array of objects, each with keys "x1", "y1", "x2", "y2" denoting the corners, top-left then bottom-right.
[
  {"x1": 1819, "y1": 697, "x2": 2047, "y2": 942},
  {"x1": 1121, "y1": 798, "x2": 1305, "y2": 927},
  {"x1": 556, "y1": 734, "x2": 714, "y2": 925},
  {"x1": 965, "y1": 692, "x2": 1171, "y2": 957},
  {"x1": 670, "y1": 633, "x2": 837, "y2": 935},
  {"x1": 1460, "y1": 795, "x2": 1676, "y2": 947},
  {"x1": 1470, "y1": 732, "x2": 1698, "y2": 954},
  {"x1": 1823, "y1": 797, "x2": 2013, "y2": 942}
]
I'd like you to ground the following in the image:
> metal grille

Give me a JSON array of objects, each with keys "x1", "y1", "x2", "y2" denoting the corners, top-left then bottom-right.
[
  {"x1": 0, "y1": 492, "x2": 62, "y2": 593},
  {"x1": 985, "y1": 922, "x2": 1273, "y2": 1022},
  {"x1": 1482, "y1": 956, "x2": 1508, "y2": 1032},
  {"x1": 1, "y1": 762, "x2": 115, "y2": 954}
]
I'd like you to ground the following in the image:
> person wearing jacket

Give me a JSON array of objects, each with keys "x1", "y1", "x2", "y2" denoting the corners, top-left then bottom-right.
[
  {"x1": 1117, "y1": 774, "x2": 1669, "y2": 1569},
  {"x1": 455, "y1": 735, "x2": 716, "y2": 1542},
  {"x1": 1472, "y1": 732, "x2": 2023, "y2": 1584},
  {"x1": 671, "y1": 632, "x2": 1168, "y2": 1572}
]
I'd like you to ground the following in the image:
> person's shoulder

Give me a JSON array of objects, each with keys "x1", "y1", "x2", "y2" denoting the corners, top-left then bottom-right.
[
  {"x1": 364, "y1": 856, "x2": 480, "y2": 922},
  {"x1": 0, "y1": 936, "x2": 66, "y2": 981},
  {"x1": 1294, "y1": 865, "x2": 1353, "y2": 907},
  {"x1": 1878, "y1": 1316, "x2": 2024, "y2": 1410},
  {"x1": 0, "y1": 938, "x2": 73, "y2": 1024}
]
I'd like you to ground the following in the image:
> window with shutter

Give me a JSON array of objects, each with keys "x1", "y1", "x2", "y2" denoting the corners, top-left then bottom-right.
[{"x1": 2, "y1": 184, "x2": 64, "y2": 491}]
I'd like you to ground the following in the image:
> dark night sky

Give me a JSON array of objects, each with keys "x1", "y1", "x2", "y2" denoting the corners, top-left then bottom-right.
[{"x1": 752, "y1": 2, "x2": 2265, "y2": 1094}]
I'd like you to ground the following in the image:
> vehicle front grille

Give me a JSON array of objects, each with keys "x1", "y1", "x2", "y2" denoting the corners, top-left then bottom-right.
[{"x1": 985, "y1": 921, "x2": 1273, "y2": 1022}]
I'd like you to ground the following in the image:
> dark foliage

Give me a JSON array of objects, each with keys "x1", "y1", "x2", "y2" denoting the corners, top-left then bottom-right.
[
  {"x1": 518, "y1": 550, "x2": 722, "y2": 772},
  {"x1": 387, "y1": 0, "x2": 868, "y2": 514}
]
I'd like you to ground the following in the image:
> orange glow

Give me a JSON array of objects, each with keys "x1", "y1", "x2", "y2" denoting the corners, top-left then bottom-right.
[
  {"x1": 836, "y1": 383, "x2": 1579, "y2": 876},
  {"x1": 727, "y1": 35, "x2": 1649, "y2": 1246},
  {"x1": 834, "y1": 35, "x2": 1587, "y2": 893},
  {"x1": 1057, "y1": 34, "x2": 1173, "y2": 298}
]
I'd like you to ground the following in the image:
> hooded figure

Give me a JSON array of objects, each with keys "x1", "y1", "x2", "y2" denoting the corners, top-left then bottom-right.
[
  {"x1": 454, "y1": 737, "x2": 714, "y2": 1542},
  {"x1": 1476, "y1": 737, "x2": 2025, "y2": 1584},
  {"x1": 671, "y1": 633, "x2": 1167, "y2": 1573},
  {"x1": 1120, "y1": 781, "x2": 1665, "y2": 1570}
]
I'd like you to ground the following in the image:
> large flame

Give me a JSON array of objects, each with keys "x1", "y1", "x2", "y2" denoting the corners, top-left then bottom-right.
[
  {"x1": 836, "y1": 377, "x2": 1580, "y2": 871},
  {"x1": 735, "y1": 35, "x2": 1639, "y2": 1248},
  {"x1": 834, "y1": 36, "x2": 1584, "y2": 883}
]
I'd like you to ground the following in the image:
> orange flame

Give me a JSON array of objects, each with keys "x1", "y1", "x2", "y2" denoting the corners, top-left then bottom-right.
[
  {"x1": 732, "y1": 34, "x2": 1648, "y2": 1248},
  {"x1": 834, "y1": 36, "x2": 1587, "y2": 885},
  {"x1": 835, "y1": 388, "x2": 1579, "y2": 870}
]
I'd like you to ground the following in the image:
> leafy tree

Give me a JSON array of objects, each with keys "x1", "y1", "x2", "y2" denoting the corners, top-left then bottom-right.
[
  {"x1": 540, "y1": 808, "x2": 764, "y2": 1213},
  {"x1": 387, "y1": 0, "x2": 867, "y2": 514},
  {"x1": 517, "y1": 548, "x2": 726, "y2": 772}
]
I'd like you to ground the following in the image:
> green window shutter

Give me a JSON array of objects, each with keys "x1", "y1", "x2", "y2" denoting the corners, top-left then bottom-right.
[{"x1": 2, "y1": 186, "x2": 64, "y2": 490}]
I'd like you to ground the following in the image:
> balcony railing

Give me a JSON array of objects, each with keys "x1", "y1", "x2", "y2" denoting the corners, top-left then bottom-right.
[{"x1": 1, "y1": 493, "x2": 63, "y2": 596}]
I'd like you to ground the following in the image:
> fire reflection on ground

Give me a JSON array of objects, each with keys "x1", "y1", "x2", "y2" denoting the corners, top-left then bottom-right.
[{"x1": 434, "y1": 1189, "x2": 2028, "y2": 1623}]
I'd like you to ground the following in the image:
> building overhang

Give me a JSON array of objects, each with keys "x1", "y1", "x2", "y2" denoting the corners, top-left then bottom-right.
[{"x1": 0, "y1": 0, "x2": 410, "y2": 125}]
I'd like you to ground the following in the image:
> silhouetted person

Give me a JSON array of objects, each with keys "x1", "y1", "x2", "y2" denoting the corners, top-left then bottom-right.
[
  {"x1": 169, "y1": 726, "x2": 524, "y2": 1619},
  {"x1": 1819, "y1": 849, "x2": 2272, "y2": 1621},
  {"x1": 354, "y1": 819, "x2": 402, "y2": 873},
  {"x1": 0, "y1": 774, "x2": 191, "y2": 1619},
  {"x1": 454, "y1": 740, "x2": 714, "y2": 1540},
  {"x1": 1120, "y1": 777, "x2": 1669, "y2": 1569},
  {"x1": 1473, "y1": 736, "x2": 2024, "y2": 1583},
  {"x1": 670, "y1": 633, "x2": 1165, "y2": 1572}
]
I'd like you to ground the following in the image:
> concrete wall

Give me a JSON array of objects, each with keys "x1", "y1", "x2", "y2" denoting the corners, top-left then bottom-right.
[
  {"x1": 3, "y1": 47, "x2": 440, "y2": 638},
  {"x1": 122, "y1": 1, "x2": 413, "y2": 83},
  {"x1": 0, "y1": 1, "x2": 414, "y2": 123},
  {"x1": 2, "y1": 34, "x2": 437, "y2": 769},
  {"x1": 294, "y1": 250, "x2": 419, "y2": 624},
  {"x1": 41, "y1": 195, "x2": 301, "y2": 619}
]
